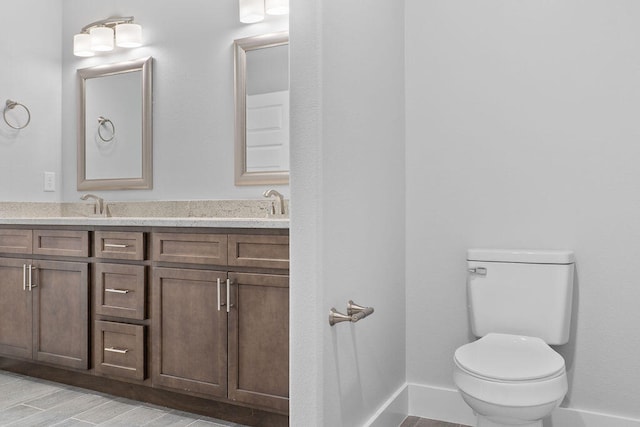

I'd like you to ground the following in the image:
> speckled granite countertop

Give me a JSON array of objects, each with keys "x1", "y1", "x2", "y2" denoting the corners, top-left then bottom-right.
[
  {"x1": 0, "y1": 200, "x2": 289, "y2": 229},
  {"x1": 0, "y1": 217, "x2": 289, "y2": 228}
]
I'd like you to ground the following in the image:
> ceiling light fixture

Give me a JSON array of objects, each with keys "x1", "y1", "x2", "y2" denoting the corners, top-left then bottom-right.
[{"x1": 73, "y1": 16, "x2": 142, "y2": 57}]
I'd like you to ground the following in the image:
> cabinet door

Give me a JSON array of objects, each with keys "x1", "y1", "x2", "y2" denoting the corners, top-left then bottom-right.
[
  {"x1": 0, "y1": 258, "x2": 33, "y2": 359},
  {"x1": 152, "y1": 268, "x2": 228, "y2": 398},
  {"x1": 32, "y1": 260, "x2": 89, "y2": 369},
  {"x1": 228, "y1": 272, "x2": 289, "y2": 413}
]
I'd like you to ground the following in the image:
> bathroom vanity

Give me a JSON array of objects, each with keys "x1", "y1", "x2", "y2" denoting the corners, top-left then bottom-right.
[{"x1": 0, "y1": 218, "x2": 289, "y2": 427}]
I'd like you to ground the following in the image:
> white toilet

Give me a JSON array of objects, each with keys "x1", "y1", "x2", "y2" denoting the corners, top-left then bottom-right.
[{"x1": 454, "y1": 249, "x2": 575, "y2": 427}]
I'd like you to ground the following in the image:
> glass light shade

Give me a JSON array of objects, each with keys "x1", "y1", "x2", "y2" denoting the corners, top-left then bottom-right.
[
  {"x1": 90, "y1": 26, "x2": 114, "y2": 51},
  {"x1": 239, "y1": 0, "x2": 264, "y2": 23},
  {"x1": 266, "y1": 0, "x2": 289, "y2": 15},
  {"x1": 73, "y1": 33, "x2": 95, "y2": 57},
  {"x1": 116, "y1": 23, "x2": 142, "y2": 48}
]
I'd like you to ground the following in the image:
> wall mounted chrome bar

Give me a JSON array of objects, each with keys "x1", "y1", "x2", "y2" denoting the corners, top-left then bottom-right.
[{"x1": 328, "y1": 300, "x2": 375, "y2": 326}]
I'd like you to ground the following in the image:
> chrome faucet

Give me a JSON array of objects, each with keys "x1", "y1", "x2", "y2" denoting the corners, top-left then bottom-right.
[
  {"x1": 80, "y1": 193, "x2": 105, "y2": 216},
  {"x1": 263, "y1": 189, "x2": 285, "y2": 216}
]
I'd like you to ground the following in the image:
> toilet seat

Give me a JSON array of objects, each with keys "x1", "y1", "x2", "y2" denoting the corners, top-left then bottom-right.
[
  {"x1": 453, "y1": 333, "x2": 568, "y2": 408},
  {"x1": 454, "y1": 333, "x2": 565, "y2": 382}
]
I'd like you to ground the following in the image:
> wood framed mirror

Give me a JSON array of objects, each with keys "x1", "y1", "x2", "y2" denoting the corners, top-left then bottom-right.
[
  {"x1": 77, "y1": 57, "x2": 153, "y2": 191},
  {"x1": 234, "y1": 32, "x2": 289, "y2": 186}
]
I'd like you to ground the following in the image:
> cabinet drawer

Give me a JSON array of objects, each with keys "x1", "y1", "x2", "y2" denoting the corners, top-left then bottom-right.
[
  {"x1": 95, "y1": 231, "x2": 145, "y2": 261},
  {"x1": 94, "y1": 321, "x2": 145, "y2": 381},
  {"x1": 228, "y1": 234, "x2": 289, "y2": 269},
  {"x1": 95, "y1": 264, "x2": 146, "y2": 320},
  {"x1": 0, "y1": 229, "x2": 32, "y2": 254},
  {"x1": 152, "y1": 233, "x2": 228, "y2": 265},
  {"x1": 32, "y1": 230, "x2": 89, "y2": 257}
]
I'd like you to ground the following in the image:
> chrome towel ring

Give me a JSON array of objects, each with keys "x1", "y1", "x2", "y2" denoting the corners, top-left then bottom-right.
[
  {"x1": 97, "y1": 116, "x2": 115, "y2": 142},
  {"x1": 3, "y1": 99, "x2": 31, "y2": 130}
]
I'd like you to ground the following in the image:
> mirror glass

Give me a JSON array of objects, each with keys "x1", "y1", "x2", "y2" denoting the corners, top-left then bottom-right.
[
  {"x1": 234, "y1": 32, "x2": 289, "y2": 185},
  {"x1": 77, "y1": 57, "x2": 153, "y2": 190}
]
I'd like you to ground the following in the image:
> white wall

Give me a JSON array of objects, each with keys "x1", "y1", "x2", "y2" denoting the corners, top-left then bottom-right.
[
  {"x1": 290, "y1": 0, "x2": 406, "y2": 425},
  {"x1": 61, "y1": 0, "x2": 288, "y2": 201},
  {"x1": 0, "y1": 1, "x2": 62, "y2": 202},
  {"x1": 406, "y1": 0, "x2": 640, "y2": 422}
]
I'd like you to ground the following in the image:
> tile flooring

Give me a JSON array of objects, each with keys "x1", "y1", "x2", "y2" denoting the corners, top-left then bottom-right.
[
  {"x1": 0, "y1": 370, "x2": 468, "y2": 427},
  {"x1": 0, "y1": 370, "x2": 245, "y2": 426},
  {"x1": 401, "y1": 416, "x2": 470, "y2": 427}
]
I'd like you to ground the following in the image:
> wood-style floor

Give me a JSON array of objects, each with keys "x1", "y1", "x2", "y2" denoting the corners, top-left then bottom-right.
[{"x1": 0, "y1": 370, "x2": 246, "y2": 426}]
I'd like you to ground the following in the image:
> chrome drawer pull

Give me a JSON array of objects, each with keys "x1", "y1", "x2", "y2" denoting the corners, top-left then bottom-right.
[
  {"x1": 104, "y1": 243, "x2": 130, "y2": 248},
  {"x1": 104, "y1": 347, "x2": 128, "y2": 354},
  {"x1": 105, "y1": 288, "x2": 129, "y2": 294}
]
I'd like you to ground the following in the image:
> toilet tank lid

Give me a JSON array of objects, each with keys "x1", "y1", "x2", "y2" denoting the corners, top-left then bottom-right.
[{"x1": 467, "y1": 249, "x2": 575, "y2": 264}]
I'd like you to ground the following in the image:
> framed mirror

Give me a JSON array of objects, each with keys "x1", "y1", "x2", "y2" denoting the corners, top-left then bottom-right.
[
  {"x1": 234, "y1": 32, "x2": 289, "y2": 186},
  {"x1": 77, "y1": 57, "x2": 153, "y2": 190}
]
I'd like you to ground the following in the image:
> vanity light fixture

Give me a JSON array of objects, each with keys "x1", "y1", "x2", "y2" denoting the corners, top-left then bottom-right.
[
  {"x1": 239, "y1": 0, "x2": 265, "y2": 24},
  {"x1": 239, "y1": 0, "x2": 288, "y2": 23},
  {"x1": 73, "y1": 17, "x2": 142, "y2": 57},
  {"x1": 265, "y1": 0, "x2": 289, "y2": 15}
]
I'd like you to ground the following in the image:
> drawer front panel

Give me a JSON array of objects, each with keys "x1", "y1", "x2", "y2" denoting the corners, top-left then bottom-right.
[
  {"x1": 95, "y1": 231, "x2": 145, "y2": 261},
  {"x1": 152, "y1": 233, "x2": 228, "y2": 265},
  {"x1": 33, "y1": 230, "x2": 89, "y2": 257},
  {"x1": 95, "y1": 263, "x2": 146, "y2": 320},
  {"x1": 95, "y1": 321, "x2": 145, "y2": 380},
  {"x1": 228, "y1": 235, "x2": 289, "y2": 269},
  {"x1": 0, "y1": 229, "x2": 32, "y2": 254}
]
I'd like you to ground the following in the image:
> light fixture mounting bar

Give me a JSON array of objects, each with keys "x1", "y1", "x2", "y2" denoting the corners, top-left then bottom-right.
[{"x1": 81, "y1": 16, "x2": 135, "y2": 33}]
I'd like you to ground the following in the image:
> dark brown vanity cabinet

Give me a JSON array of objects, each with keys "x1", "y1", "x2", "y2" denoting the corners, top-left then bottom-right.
[
  {"x1": 152, "y1": 267, "x2": 229, "y2": 397},
  {"x1": 0, "y1": 229, "x2": 90, "y2": 370},
  {"x1": 151, "y1": 232, "x2": 290, "y2": 413},
  {"x1": 93, "y1": 231, "x2": 147, "y2": 381},
  {"x1": 0, "y1": 226, "x2": 290, "y2": 420},
  {"x1": 227, "y1": 271, "x2": 289, "y2": 413}
]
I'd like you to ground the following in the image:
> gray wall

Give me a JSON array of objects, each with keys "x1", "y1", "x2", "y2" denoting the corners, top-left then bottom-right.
[
  {"x1": 61, "y1": 0, "x2": 288, "y2": 201},
  {"x1": 0, "y1": 1, "x2": 62, "y2": 201},
  {"x1": 406, "y1": 0, "x2": 640, "y2": 420},
  {"x1": 290, "y1": 0, "x2": 407, "y2": 425}
]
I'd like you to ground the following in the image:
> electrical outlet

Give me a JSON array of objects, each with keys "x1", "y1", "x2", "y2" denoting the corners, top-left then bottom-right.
[{"x1": 44, "y1": 172, "x2": 55, "y2": 192}]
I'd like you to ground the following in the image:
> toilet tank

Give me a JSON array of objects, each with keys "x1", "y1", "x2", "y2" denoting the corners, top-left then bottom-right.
[{"x1": 467, "y1": 249, "x2": 575, "y2": 345}]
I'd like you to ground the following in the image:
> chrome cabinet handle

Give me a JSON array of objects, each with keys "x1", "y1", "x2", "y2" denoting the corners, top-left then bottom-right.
[
  {"x1": 217, "y1": 278, "x2": 221, "y2": 311},
  {"x1": 105, "y1": 288, "x2": 129, "y2": 294},
  {"x1": 104, "y1": 243, "x2": 130, "y2": 248},
  {"x1": 28, "y1": 265, "x2": 36, "y2": 291},
  {"x1": 104, "y1": 347, "x2": 128, "y2": 354},
  {"x1": 226, "y1": 279, "x2": 231, "y2": 313},
  {"x1": 23, "y1": 264, "x2": 27, "y2": 291}
]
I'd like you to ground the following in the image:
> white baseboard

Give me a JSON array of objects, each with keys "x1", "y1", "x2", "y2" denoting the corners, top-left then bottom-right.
[
  {"x1": 407, "y1": 383, "x2": 640, "y2": 427},
  {"x1": 363, "y1": 384, "x2": 409, "y2": 427},
  {"x1": 408, "y1": 383, "x2": 475, "y2": 425},
  {"x1": 363, "y1": 382, "x2": 640, "y2": 427}
]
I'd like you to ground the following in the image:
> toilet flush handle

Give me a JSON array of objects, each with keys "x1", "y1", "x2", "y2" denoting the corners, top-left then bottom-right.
[{"x1": 468, "y1": 267, "x2": 487, "y2": 276}]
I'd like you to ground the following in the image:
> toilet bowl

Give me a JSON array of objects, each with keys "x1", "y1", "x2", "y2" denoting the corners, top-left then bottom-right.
[{"x1": 453, "y1": 333, "x2": 568, "y2": 427}]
